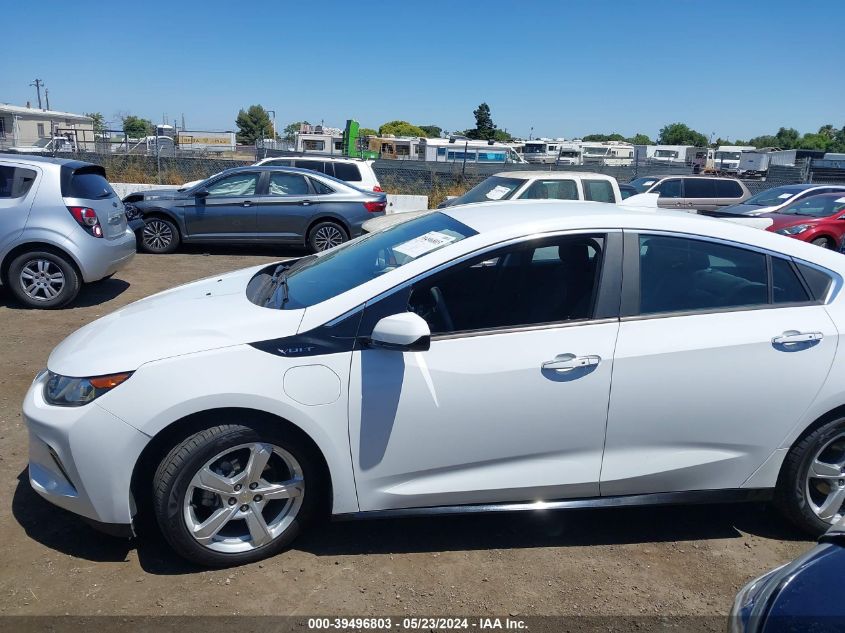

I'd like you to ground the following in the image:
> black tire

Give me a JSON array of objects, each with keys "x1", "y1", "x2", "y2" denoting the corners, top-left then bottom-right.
[
  {"x1": 811, "y1": 237, "x2": 834, "y2": 249},
  {"x1": 152, "y1": 422, "x2": 323, "y2": 567},
  {"x1": 7, "y1": 250, "x2": 80, "y2": 309},
  {"x1": 307, "y1": 221, "x2": 348, "y2": 253},
  {"x1": 140, "y1": 216, "x2": 180, "y2": 254},
  {"x1": 774, "y1": 416, "x2": 845, "y2": 536}
]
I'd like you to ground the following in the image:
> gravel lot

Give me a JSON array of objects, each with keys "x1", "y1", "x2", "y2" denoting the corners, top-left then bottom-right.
[{"x1": 0, "y1": 247, "x2": 815, "y2": 621}]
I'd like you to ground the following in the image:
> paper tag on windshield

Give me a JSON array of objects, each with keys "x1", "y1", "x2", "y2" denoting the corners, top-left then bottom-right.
[
  {"x1": 394, "y1": 231, "x2": 457, "y2": 258},
  {"x1": 485, "y1": 185, "x2": 510, "y2": 200},
  {"x1": 778, "y1": 193, "x2": 793, "y2": 199},
  {"x1": 836, "y1": 197, "x2": 845, "y2": 203},
  {"x1": 643, "y1": 181, "x2": 655, "y2": 186}
]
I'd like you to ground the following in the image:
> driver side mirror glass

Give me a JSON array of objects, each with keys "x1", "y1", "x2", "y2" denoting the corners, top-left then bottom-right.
[
  {"x1": 195, "y1": 188, "x2": 209, "y2": 198},
  {"x1": 368, "y1": 312, "x2": 430, "y2": 352}
]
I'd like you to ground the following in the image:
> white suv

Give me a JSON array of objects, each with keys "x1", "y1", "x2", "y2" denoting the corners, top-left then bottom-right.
[{"x1": 255, "y1": 157, "x2": 382, "y2": 192}]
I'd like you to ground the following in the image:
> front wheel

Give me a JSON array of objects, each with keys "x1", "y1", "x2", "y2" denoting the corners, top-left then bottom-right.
[
  {"x1": 152, "y1": 423, "x2": 322, "y2": 566},
  {"x1": 775, "y1": 416, "x2": 845, "y2": 535},
  {"x1": 140, "y1": 217, "x2": 180, "y2": 254},
  {"x1": 307, "y1": 221, "x2": 348, "y2": 253},
  {"x1": 811, "y1": 237, "x2": 834, "y2": 249}
]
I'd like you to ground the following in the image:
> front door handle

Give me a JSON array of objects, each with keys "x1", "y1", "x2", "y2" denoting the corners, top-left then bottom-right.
[
  {"x1": 242, "y1": 200, "x2": 252, "y2": 207},
  {"x1": 301, "y1": 199, "x2": 312, "y2": 206},
  {"x1": 772, "y1": 331, "x2": 824, "y2": 345},
  {"x1": 542, "y1": 354, "x2": 601, "y2": 372}
]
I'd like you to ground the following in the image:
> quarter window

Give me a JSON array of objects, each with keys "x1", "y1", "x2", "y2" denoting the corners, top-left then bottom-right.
[
  {"x1": 408, "y1": 235, "x2": 605, "y2": 335},
  {"x1": 772, "y1": 257, "x2": 810, "y2": 303},
  {"x1": 310, "y1": 178, "x2": 334, "y2": 195},
  {"x1": 0, "y1": 166, "x2": 37, "y2": 198},
  {"x1": 638, "y1": 235, "x2": 767, "y2": 314},
  {"x1": 583, "y1": 180, "x2": 615, "y2": 202},
  {"x1": 333, "y1": 162, "x2": 362, "y2": 182},
  {"x1": 715, "y1": 180, "x2": 743, "y2": 198},
  {"x1": 205, "y1": 173, "x2": 259, "y2": 197}
]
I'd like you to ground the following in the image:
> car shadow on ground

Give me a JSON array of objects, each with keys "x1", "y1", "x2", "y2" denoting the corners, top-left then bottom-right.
[
  {"x1": 12, "y1": 469, "x2": 809, "y2": 575},
  {"x1": 0, "y1": 278, "x2": 130, "y2": 310},
  {"x1": 177, "y1": 243, "x2": 305, "y2": 258}
]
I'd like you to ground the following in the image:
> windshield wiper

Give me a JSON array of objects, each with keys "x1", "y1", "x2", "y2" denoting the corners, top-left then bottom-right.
[{"x1": 267, "y1": 264, "x2": 290, "y2": 307}]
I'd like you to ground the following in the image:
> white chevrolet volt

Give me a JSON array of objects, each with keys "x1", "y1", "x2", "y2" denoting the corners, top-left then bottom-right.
[{"x1": 24, "y1": 201, "x2": 845, "y2": 566}]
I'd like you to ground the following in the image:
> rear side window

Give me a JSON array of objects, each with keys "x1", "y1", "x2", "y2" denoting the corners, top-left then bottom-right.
[
  {"x1": 683, "y1": 178, "x2": 717, "y2": 198},
  {"x1": 772, "y1": 257, "x2": 810, "y2": 303},
  {"x1": 520, "y1": 179, "x2": 578, "y2": 200},
  {"x1": 796, "y1": 262, "x2": 834, "y2": 301},
  {"x1": 268, "y1": 173, "x2": 310, "y2": 196},
  {"x1": 333, "y1": 162, "x2": 362, "y2": 182},
  {"x1": 66, "y1": 170, "x2": 115, "y2": 199},
  {"x1": 715, "y1": 180, "x2": 743, "y2": 198},
  {"x1": 583, "y1": 179, "x2": 615, "y2": 202},
  {"x1": 0, "y1": 166, "x2": 36, "y2": 198},
  {"x1": 294, "y1": 160, "x2": 327, "y2": 175}
]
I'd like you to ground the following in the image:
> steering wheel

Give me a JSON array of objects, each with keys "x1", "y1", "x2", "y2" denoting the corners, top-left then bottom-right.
[{"x1": 428, "y1": 286, "x2": 455, "y2": 333}]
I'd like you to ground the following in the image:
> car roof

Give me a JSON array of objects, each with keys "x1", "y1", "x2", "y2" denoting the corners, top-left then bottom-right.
[
  {"x1": 257, "y1": 156, "x2": 371, "y2": 164},
  {"x1": 492, "y1": 170, "x2": 614, "y2": 180},
  {"x1": 0, "y1": 153, "x2": 89, "y2": 168}
]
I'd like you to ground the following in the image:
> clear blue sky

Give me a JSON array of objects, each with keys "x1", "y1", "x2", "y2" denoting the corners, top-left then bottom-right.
[{"x1": 2, "y1": 0, "x2": 843, "y2": 140}]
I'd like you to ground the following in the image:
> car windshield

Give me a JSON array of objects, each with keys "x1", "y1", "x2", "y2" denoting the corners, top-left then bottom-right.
[
  {"x1": 559, "y1": 150, "x2": 579, "y2": 158},
  {"x1": 743, "y1": 186, "x2": 801, "y2": 206},
  {"x1": 716, "y1": 152, "x2": 741, "y2": 161},
  {"x1": 456, "y1": 176, "x2": 525, "y2": 204},
  {"x1": 583, "y1": 147, "x2": 609, "y2": 155},
  {"x1": 629, "y1": 177, "x2": 660, "y2": 193},
  {"x1": 32, "y1": 138, "x2": 52, "y2": 148},
  {"x1": 248, "y1": 213, "x2": 477, "y2": 309},
  {"x1": 776, "y1": 195, "x2": 845, "y2": 218},
  {"x1": 523, "y1": 144, "x2": 547, "y2": 153}
]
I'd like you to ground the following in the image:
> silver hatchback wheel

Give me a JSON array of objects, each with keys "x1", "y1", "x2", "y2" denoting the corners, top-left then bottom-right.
[
  {"x1": 143, "y1": 220, "x2": 174, "y2": 250},
  {"x1": 312, "y1": 225, "x2": 345, "y2": 251},
  {"x1": 19, "y1": 258, "x2": 65, "y2": 301},
  {"x1": 183, "y1": 442, "x2": 305, "y2": 553},
  {"x1": 805, "y1": 431, "x2": 845, "y2": 524}
]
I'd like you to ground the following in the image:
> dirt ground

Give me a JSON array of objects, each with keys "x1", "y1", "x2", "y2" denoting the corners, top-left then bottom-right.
[{"x1": 0, "y1": 246, "x2": 814, "y2": 621}]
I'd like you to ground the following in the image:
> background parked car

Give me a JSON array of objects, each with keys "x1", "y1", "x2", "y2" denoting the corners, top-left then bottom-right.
[
  {"x1": 127, "y1": 166, "x2": 386, "y2": 253},
  {"x1": 254, "y1": 156, "x2": 382, "y2": 192},
  {"x1": 0, "y1": 155, "x2": 136, "y2": 308},
  {"x1": 716, "y1": 183, "x2": 845, "y2": 217},
  {"x1": 764, "y1": 193, "x2": 845, "y2": 249},
  {"x1": 619, "y1": 183, "x2": 637, "y2": 199},
  {"x1": 629, "y1": 175, "x2": 750, "y2": 212},
  {"x1": 729, "y1": 516, "x2": 845, "y2": 633}
]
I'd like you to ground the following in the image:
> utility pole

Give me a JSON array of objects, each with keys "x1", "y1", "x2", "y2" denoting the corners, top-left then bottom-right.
[
  {"x1": 45, "y1": 88, "x2": 50, "y2": 111},
  {"x1": 30, "y1": 79, "x2": 44, "y2": 109}
]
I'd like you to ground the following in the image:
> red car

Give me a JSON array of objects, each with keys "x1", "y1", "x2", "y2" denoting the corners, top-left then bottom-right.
[{"x1": 764, "y1": 192, "x2": 845, "y2": 249}]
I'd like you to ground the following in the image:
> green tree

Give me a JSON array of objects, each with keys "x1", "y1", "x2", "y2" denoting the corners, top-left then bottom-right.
[
  {"x1": 747, "y1": 135, "x2": 780, "y2": 148},
  {"x1": 818, "y1": 124, "x2": 836, "y2": 140},
  {"x1": 658, "y1": 122, "x2": 708, "y2": 147},
  {"x1": 282, "y1": 120, "x2": 310, "y2": 142},
  {"x1": 122, "y1": 115, "x2": 153, "y2": 139},
  {"x1": 797, "y1": 133, "x2": 830, "y2": 151},
  {"x1": 774, "y1": 127, "x2": 800, "y2": 149},
  {"x1": 628, "y1": 133, "x2": 653, "y2": 145},
  {"x1": 418, "y1": 125, "x2": 443, "y2": 138},
  {"x1": 85, "y1": 112, "x2": 106, "y2": 135},
  {"x1": 493, "y1": 129, "x2": 513, "y2": 142},
  {"x1": 582, "y1": 133, "x2": 626, "y2": 142},
  {"x1": 464, "y1": 102, "x2": 497, "y2": 140},
  {"x1": 359, "y1": 127, "x2": 377, "y2": 137},
  {"x1": 378, "y1": 120, "x2": 427, "y2": 137},
  {"x1": 235, "y1": 105, "x2": 274, "y2": 144}
]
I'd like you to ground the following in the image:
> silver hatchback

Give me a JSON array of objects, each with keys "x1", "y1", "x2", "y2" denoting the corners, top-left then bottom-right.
[{"x1": 0, "y1": 155, "x2": 138, "y2": 308}]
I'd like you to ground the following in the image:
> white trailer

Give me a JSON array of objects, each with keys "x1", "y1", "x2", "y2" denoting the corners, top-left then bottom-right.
[
  {"x1": 647, "y1": 145, "x2": 698, "y2": 165},
  {"x1": 715, "y1": 145, "x2": 756, "y2": 173},
  {"x1": 522, "y1": 138, "x2": 567, "y2": 164},
  {"x1": 418, "y1": 138, "x2": 525, "y2": 163},
  {"x1": 580, "y1": 141, "x2": 634, "y2": 166}
]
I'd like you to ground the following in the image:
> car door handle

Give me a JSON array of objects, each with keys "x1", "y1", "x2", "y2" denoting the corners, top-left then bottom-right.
[
  {"x1": 242, "y1": 200, "x2": 252, "y2": 207},
  {"x1": 541, "y1": 354, "x2": 601, "y2": 371},
  {"x1": 301, "y1": 199, "x2": 312, "y2": 206},
  {"x1": 772, "y1": 331, "x2": 823, "y2": 345}
]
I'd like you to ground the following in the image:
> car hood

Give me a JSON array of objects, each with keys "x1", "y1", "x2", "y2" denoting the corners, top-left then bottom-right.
[
  {"x1": 762, "y1": 212, "x2": 822, "y2": 230},
  {"x1": 48, "y1": 264, "x2": 304, "y2": 377},
  {"x1": 719, "y1": 203, "x2": 776, "y2": 216},
  {"x1": 362, "y1": 210, "x2": 434, "y2": 233},
  {"x1": 135, "y1": 188, "x2": 184, "y2": 201}
]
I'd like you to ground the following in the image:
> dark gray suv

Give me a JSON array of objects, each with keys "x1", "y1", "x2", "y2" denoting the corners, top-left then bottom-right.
[{"x1": 126, "y1": 166, "x2": 387, "y2": 253}]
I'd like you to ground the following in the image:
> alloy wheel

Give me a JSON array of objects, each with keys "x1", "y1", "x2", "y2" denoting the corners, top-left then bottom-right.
[
  {"x1": 143, "y1": 220, "x2": 174, "y2": 251},
  {"x1": 18, "y1": 259, "x2": 65, "y2": 302},
  {"x1": 183, "y1": 442, "x2": 305, "y2": 553},
  {"x1": 805, "y1": 431, "x2": 845, "y2": 524},
  {"x1": 313, "y1": 225, "x2": 345, "y2": 251}
]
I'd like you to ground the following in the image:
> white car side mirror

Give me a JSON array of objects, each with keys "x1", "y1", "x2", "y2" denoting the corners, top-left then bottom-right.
[{"x1": 368, "y1": 312, "x2": 431, "y2": 352}]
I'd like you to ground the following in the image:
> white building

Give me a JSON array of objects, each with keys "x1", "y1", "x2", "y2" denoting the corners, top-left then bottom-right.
[{"x1": 0, "y1": 103, "x2": 94, "y2": 151}]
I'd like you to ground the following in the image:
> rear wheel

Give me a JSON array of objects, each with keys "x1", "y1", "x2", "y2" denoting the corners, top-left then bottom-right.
[
  {"x1": 7, "y1": 250, "x2": 80, "y2": 309},
  {"x1": 775, "y1": 416, "x2": 845, "y2": 535},
  {"x1": 152, "y1": 422, "x2": 322, "y2": 566},
  {"x1": 307, "y1": 221, "x2": 348, "y2": 253},
  {"x1": 141, "y1": 217, "x2": 180, "y2": 254}
]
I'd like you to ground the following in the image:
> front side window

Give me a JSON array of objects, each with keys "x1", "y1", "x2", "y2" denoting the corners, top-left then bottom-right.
[
  {"x1": 653, "y1": 179, "x2": 682, "y2": 198},
  {"x1": 777, "y1": 195, "x2": 845, "y2": 218},
  {"x1": 205, "y1": 173, "x2": 259, "y2": 197},
  {"x1": 0, "y1": 166, "x2": 37, "y2": 198},
  {"x1": 268, "y1": 173, "x2": 310, "y2": 196},
  {"x1": 408, "y1": 235, "x2": 605, "y2": 335},
  {"x1": 583, "y1": 180, "x2": 615, "y2": 203},
  {"x1": 638, "y1": 235, "x2": 767, "y2": 314},
  {"x1": 520, "y1": 179, "x2": 578, "y2": 200}
]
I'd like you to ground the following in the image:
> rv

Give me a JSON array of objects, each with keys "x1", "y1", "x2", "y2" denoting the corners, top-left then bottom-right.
[
  {"x1": 556, "y1": 142, "x2": 583, "y2": 166},
  {"x1": 714, "y1": 145, "x2": 755, "y2": 173},
  {"x1": 417, "y1": 138, "x2": 526, "y2": 164},
  {"x1": 647, "y1": 145, "x2": 701, "y2": 166},
  {"x1": 522, "y1": 138, "x2": 567, "y2": 164},
  {"x1": 368, "y1": 136, "x2": 421, "y2": 160},
  {"x1": 581, "y1": 141, "x2": 634, "y2": 166}
]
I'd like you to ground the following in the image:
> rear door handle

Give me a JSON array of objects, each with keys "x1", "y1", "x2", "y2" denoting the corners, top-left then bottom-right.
[
  {"x1": 301, "y1": 199, "x2": 312, "y2": 206},
  {"x1": 542, "y1": 354, "x2": 601, "y2": 371},
  {"x1": 242, "y1": 200, "x2": 252, "y2": 207},
  {"x1": 772, "y1": 331, "x2": 823, "y2": 345}
]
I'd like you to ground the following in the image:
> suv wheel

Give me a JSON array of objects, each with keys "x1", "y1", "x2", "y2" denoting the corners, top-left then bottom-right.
[
  {"x1": 7, "y1": 250, "x2": 80, "y2": 309},
  {"x1": 307, "y1": 221, "x2": 348, "y2": 253},
  {"x1": 775, "y1": 416, "x2": 845, "y2": 535},
  {"x1": 152, "y1": 422, "x2": 322, "y2": 566},
  {"x1": 141, "y1": 217, "x2": 180, "y2": 254}
]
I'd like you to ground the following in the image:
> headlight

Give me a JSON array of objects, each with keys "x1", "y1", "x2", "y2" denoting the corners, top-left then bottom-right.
[
  {"x1": 728, "y1": 566, "x2": 784, "y2": 633},
  {"x1": 44, "y1": 371, "x2": 132, "y2": 407},
  {"x1": 776, "y1": 224, "x2": 812, "y2": 235}
]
